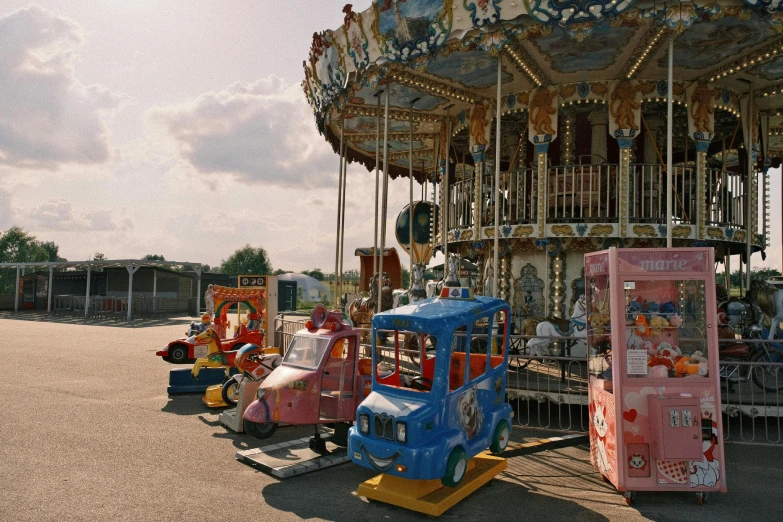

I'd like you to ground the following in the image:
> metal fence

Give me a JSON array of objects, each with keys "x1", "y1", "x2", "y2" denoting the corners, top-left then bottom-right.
[
  {"x1": 50, "y1": 294, "x2": 183, "y2": 320},
  {"x1": 504, "y1": 334, "x2": 783, "y2": 446},
  {"x1": 270, "y1": 318, "x2": 783, "y2": 446}
]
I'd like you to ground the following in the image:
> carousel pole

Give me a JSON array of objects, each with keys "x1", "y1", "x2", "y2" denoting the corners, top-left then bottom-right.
[
  {"x1": 339, "y1": 125, "x2": 348, "y2": 303},
  {"x1": 409, "y1": 102, "x2": 415, "y2": 285},
  {"x1": 493, "y1": 53, "x2": 502, "y2": 298},
  {"x1": 746, "y1": 82, "x2": 754, "y2": 292},
  {"x1": 443, "y1": 111, "x2": 452, "y2": 280},
  {"x1": 335, "y1": 112, "x2": 345, "y2": 308},
  {"x1": 666, "y1": 33, "x2": 674, "y2": 249},
  {"x1": 374, "y1": 90, "x2": 382, "y2": 285},
  {"x1": 725, "y1": 253, "x2": 731, "y2": 294},
  {"x1": 379, "y1": 85, "x2": 391, "y2": 314}
]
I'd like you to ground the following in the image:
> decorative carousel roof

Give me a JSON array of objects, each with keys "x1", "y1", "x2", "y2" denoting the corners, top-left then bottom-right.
[{"x1": 303, "y1": 0, "x2": 783, "y2": 178}]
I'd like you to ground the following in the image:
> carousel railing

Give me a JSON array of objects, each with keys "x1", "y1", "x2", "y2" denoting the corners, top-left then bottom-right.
[
  {"x1": 706, "y1": 167, "x2": 747, "y2": 227},
  {"x1": 447, "y1": 163, "x2": 750, "y2": 231},
  {"x1": 628, "y1": 164, "x2": 697, "y2": 225},
  {"x1": 547, "y1": 164, "x2": 616, "y2": 222},
  {"x1": 447, "y1": 162, "x2": 753, "y2": 234},
  {"x1": 447, "y1": 177, "x2": 476, "y2": 230}
]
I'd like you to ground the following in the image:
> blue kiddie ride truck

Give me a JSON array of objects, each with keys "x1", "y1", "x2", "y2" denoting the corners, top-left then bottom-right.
[{"x1": 348, "y1": 287, "x2": 512, "y2": 488}]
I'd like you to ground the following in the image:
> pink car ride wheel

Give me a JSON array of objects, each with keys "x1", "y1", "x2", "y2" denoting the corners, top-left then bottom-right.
[{"x1": 244, "y1": 420, "x2": 277, "y2": 440}]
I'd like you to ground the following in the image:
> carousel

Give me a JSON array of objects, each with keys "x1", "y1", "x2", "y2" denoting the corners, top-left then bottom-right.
[{"x1": 303, "y1": 0, "x2": 782, "y2": 329}]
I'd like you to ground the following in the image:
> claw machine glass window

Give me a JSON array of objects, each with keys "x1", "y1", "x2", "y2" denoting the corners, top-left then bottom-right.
[{"x1": 623, "y1": 278, "x2": 709, "y2": 379}]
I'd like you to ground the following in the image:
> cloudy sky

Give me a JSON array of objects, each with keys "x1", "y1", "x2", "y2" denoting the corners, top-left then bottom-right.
[{"x1": 0, "y1": 1, "x2": 780, "y2": 274}]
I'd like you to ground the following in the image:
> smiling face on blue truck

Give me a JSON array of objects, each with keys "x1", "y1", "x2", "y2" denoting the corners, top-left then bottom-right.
[{"x1": 347, "y1": 288, "x2": 513, "y2": 488}]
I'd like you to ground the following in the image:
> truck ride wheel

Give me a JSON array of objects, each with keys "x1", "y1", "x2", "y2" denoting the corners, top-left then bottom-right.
[
  {"x1": 244, "y1": 420, "x2": 277, "y2": 440},
  {"x1": 489, "y1": 419, "x2": 510, "y2": 455},
  {"x1": 441, "y1": 447, "x2": 468, "y2": 488}
]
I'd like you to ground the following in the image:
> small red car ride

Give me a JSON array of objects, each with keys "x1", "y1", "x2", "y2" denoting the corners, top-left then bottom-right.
[{"x1": 157, "y1": 322, "x2": 262, "y2": 364}]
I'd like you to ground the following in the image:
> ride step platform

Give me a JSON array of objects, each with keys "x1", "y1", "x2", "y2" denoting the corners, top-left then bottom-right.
[
  {"x1": 166, "y1": 367, "x2": 236, "y2": 394},
  {"x1": 202, "y1": 384, "x2": 228, "y2": 408},
  {"x1": 236, "y1": 431, "x2": 350, "y2": 478},
  {"x1": 358, "y1": 454, "x2": 506, "y2": 517}
]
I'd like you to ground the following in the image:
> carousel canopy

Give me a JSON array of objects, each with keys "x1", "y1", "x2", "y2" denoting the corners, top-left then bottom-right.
[{"x1": 303, "y1": 0, "x2": 783, "y2": 178}]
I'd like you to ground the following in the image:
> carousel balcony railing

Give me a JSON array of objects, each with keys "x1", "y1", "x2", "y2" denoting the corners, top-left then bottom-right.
[
  {"x1": 446, "y1": 163, "x2": 750, "y2": 235},
  {"x1": 447, "y1": 177, "x2": 477, "y2": 230},
  {"x1": 706, "y1": 167, "x2": 747, "y2": 228},
  {"x1": 547, "y1": 163, "x2": 617, "y2": 222},
  {"x1": 629, "y1": 164, "x2": 695, "y2": 225}
]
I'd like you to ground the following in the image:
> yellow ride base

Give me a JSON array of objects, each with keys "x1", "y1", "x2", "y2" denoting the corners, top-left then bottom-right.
[
  {"x1": 357, "y1": 454, "x2": 506, "y2": 517},
  {"x1": 202, "y1": 384, "x2": 227, "y2": 408}
]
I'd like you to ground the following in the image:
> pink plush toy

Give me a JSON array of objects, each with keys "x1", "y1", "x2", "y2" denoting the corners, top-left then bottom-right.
[
  {"x1": 643, "y1": 340, "x2": 657, "y2": 356},
  {"x1": 651, "y1": 365, "x2": 669, "y2": 378},
  {"x1": 669, "y1": 314, "x2": 683, "y2": 327}
]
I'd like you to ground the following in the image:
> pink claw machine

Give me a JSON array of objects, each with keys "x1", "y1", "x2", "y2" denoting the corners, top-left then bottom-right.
[{"x1": 585, "y1": 247, "x2": 726, "y2": 505}]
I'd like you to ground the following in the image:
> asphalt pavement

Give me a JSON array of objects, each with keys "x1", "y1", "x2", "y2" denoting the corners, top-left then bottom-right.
[{"x1": 1, "y1": 315, "x2": 781, "y2": 521}]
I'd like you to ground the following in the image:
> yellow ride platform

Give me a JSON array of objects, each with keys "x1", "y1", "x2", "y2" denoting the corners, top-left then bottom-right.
[
  {"x1": 202, "y1": 384, "x2": 228, "y2": 408},
  {"x1": 357, "y1": 454, "x2": 506, "y2": 517}
]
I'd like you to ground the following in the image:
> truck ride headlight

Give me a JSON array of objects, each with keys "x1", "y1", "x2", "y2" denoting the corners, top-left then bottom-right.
[
  {"x1": 396, "y1": 421, "x2": 407, "y2": 443},
  {"x1": 359, "y1": 413, "x2": 370, "y2": 434},
  {"x1": 256, "y1": 387, "x2": 267, "y2": 400}
]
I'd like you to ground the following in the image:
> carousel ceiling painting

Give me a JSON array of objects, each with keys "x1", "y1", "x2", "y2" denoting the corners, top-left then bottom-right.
[
  {"x1": 661, "y1": 12, "x2": 778, "y2": 71},
  {"x1": 349, "y1": 83, "x2": 447, "y2": 111},
  {"x1": 749, "y1": 57, "x2": 783, "y2": 81},
  {"x1": 529, "y1": 23, "x2": 636, "y2": 74},
  {"x1": 426, "y1": 48, "x2": 514, "y2": 88},
  {"x1": 306, "y1": 0, "x2": 783, "y2": 176},
  {"x1": 354, "y1": 139, "x2": 427, "y2": 153}
]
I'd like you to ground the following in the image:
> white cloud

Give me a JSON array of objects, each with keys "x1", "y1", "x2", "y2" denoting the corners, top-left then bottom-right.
[
  {"x1": 22, "y1": 199, "x2": 133, "y2": 232},
  {"x1": 148, "y1": 76, "x2": 336, "y2": 188},
  {"x1": 0, "y1": 187, "x2": 13, "y2": 228},
  {"x1": 0, "y1": 5, "x2": 125, "y2": 170}
]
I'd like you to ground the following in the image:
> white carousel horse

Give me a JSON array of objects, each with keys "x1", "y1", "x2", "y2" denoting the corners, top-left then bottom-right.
[
  {"x1": 749, "y1": 280, "x2": 783, "y2": 339},
  {"x1": 393, "y1": 263, "x2": 427, "y2": 308},
  {"x1": 426, "y1": 253, "x2": 462, "y2": 297},
  {"x1": 525, "y1": 297, "x2": 588, "y2": 357}
]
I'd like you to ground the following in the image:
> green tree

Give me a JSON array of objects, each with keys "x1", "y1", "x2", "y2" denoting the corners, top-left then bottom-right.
[
  {"x1": 273, "y1": 268, "x2": 292, "y2": 276},
  {"x1": 0, "y1": 227, "x2": 49, "y2": 264},
  {"x1": 303, "y1": 268, "x2": 325, "y2": 281},
  {"x1": 0, "y1": 227, "x2": 57, "y2": 293},
  {"x1": 93, "y1": 252, "x2": 106, "y2": 261},
  {"x1": 143, "y1": 254, "x2": 166, "y2": 261},
  {"x1": 716, "y1": 268, "x2": 782, "y2": 288},
  {"x1": 40, "y1": 241, "x2": 66, "y2": 262},
  {"x1": 220, "y1": 245, "x2": 272, "y2": 277}
]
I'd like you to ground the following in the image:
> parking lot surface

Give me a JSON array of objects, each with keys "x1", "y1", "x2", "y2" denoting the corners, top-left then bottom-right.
[{"x1": 1, "y1": 316, "x2": 781, "y2": 521}]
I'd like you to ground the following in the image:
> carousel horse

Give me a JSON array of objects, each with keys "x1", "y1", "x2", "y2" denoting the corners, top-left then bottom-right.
[
  {"x1": 393, "y1": 263, "x2": 428, "y2": 308},
  {"x1": 349, "y1": 272, "x2": 393, "y2": 333},
  {"x1": 748, "y1": 280, "x2": 783, "y2": 339},
  {"x1": 426, "y1": 253, "x2": 463, "y2": 297},
  {"x1": 191, "y1": 327, "x2": 239, "y2": 379},
  {"x1": 523, "y1": 296, "x2": 588, "y2": 357}
]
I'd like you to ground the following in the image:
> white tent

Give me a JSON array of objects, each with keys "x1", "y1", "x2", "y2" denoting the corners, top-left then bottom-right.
[{"x1": 278, "y1": 273, "x2": 332, "y2": 303}]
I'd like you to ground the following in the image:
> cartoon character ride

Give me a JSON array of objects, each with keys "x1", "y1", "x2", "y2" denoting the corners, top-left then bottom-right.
[{"x1": 348, "y1": 287, "x2": 512, "y2": 488}]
